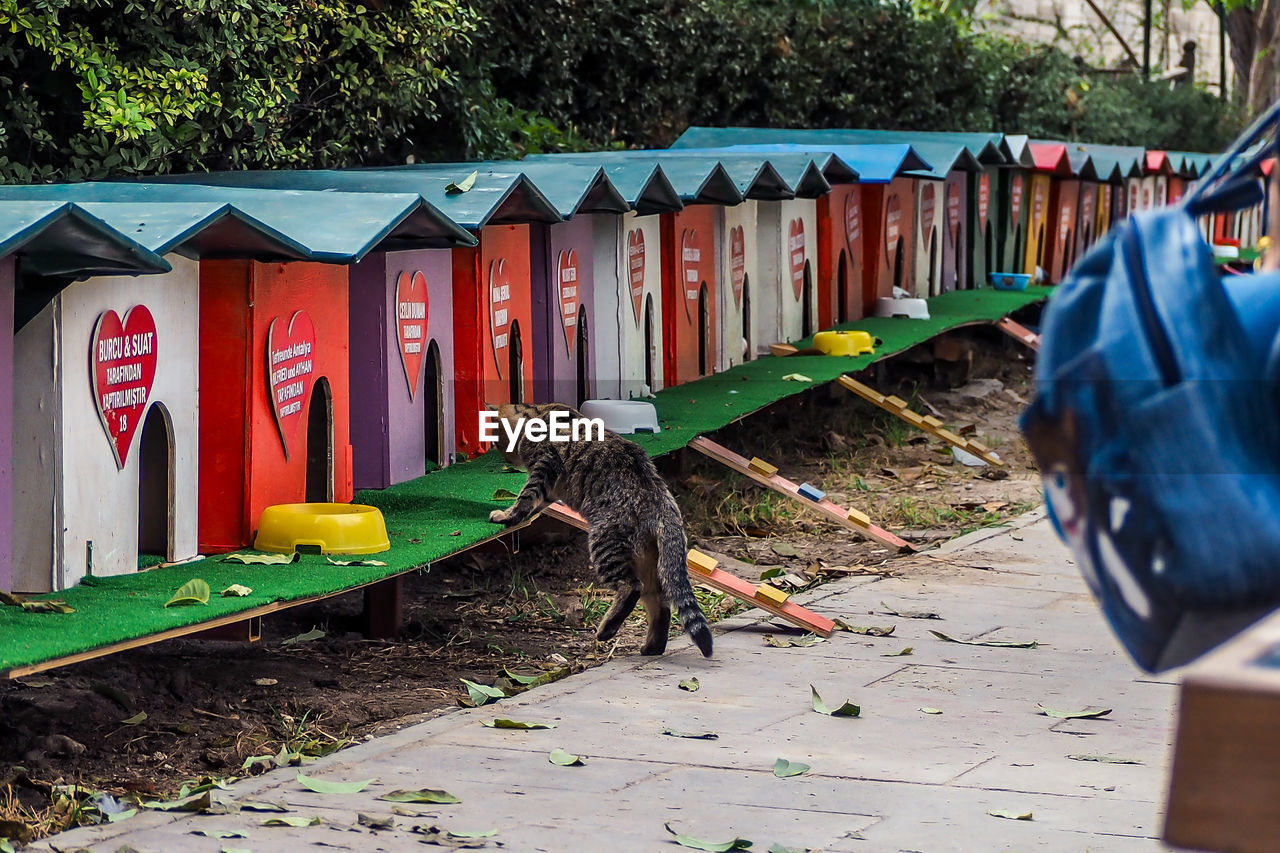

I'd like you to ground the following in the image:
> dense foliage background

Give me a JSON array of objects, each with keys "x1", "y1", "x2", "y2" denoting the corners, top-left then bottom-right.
[{"x1": 0, "y1": 0, "x2": 1245, "y2": 182}]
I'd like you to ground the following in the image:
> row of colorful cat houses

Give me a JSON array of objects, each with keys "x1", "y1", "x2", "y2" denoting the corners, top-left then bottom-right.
[
  {"x1": 0, "y1": 152, "x2": 864, "y2": 593},
  {"x1": 0, "y1": 182, "x2": 476, "y2": 594},
  {"x1": 0, "y1": 135, "x2": 1219, "y2": 597}
]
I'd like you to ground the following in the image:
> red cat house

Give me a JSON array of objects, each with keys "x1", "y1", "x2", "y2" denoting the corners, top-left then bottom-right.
[
  {"x1": 1143, "y1": 150, "x2": 1174, "y2": 211},
  {"x1": 1, "y1": 201, "x2": 171, "y2": 592},
  {"x1": 157, "y1": 167, "x2": 560, "y2": 465},
  {"x1": 1, "y1": 181, "x2": 464, "y2": 578}
]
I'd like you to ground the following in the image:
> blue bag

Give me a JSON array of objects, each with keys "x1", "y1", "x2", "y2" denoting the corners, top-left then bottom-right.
[{"x1": 1021, "y1": 106, "x2": 1280, "y2": 671}]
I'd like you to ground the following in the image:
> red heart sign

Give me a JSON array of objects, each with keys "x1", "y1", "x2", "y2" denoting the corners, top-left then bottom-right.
[
  {"x1": 681, "y1": 229, "x2": 701, "y2": 321},
  {"x1": 91, "y1": 305, "x2": 158, "y2": 468},
  {"x1": 1058, "y1": 203, "x2": 1073, "y2": 246},
  {"x1": 395, "y1": 270, "x2": 429, "y2": 401},
  {"x1": 557, "y1": 249, "x2": 579, "y2": 356},
  {"x1": 788, "y1": 218, "x2": 805, "y2": 302},
  {"x1": 844, "y1": 193, "x2": 862, "y2": 257},
  {"x1": 266, "y1": 310, "x2": 317, "y2": 460},
  {"x1": 978, "y1": 173, "x2": 990, "y2": 227},
  {"x1": 729, "y1": 226, "x2": 745, "y2": 309},
  {"x1": 489, "y1": 258, "x2": 512, "y2": 379},
  {"x1": 1011, "y1": 174, "x2": 1024, "y2": 228},
  {"x1": 883, "y1": 193, "x2": 903, "y2": 269},
  {"x1": 920, "y1": 183, "x2": 937, "y2": 235},
  {"x1": 627, "y1": 229, "x2": 645, "y2": 327}
]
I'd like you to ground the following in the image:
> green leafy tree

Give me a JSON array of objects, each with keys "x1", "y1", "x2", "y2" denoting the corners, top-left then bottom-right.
[{"x1": 0, "y1": 0, "x2": 478, "y2": 181}]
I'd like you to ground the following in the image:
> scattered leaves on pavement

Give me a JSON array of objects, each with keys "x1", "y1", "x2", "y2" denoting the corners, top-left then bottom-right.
[
  {"x1": 358, "y1": 813, "x2": 396, "y2": 830},
  {"x1": 987, "y1": 809, "x2": 1033, "y2": 821},
  {"x1": 879, "y1": 601, "x2": 941, "y2": 620},
  {"x1": 480, "y1": 718, "x2": 556, "y2": 730},
  {"x1": 809, "y1": 685, "x2": 860, "y2": 717},
  {"x1": 1067, "y1": 754, "x2": 1142, "y2": 764},
  {"x1": 929, "y1": 630, "x2": 1036, "y2": 648},
  {"x1": 262, "y1": 815, "x2": 322, "y2": 827},
  {"x1": 548, "y1": 748, "x2": 584, "y2": 766},
  {"x1": 762, "y1": 633, "x2": 825, "y2": 648},
  {"x1": 678, "y1": 677, "x2": 700, "y2": 692},
  {"x1": 882, "y1": 647, "x2": 914, "y2": 656},
  {"x1": 1037, "y1": 705, "x2": 1112, "y2": 720},
  {"x1": 833, "y1": 619, "x2": 895, "y2": 636},
  {"x1": 661, "y1": 729, "x2": 719, "y2": 740},
  {"x1": 296, "y1": 771, "x2": 374, "y2": 794},
  {"x1": 772, "y1": 758, "x2": 810, "y2": 778},
  {"x1": 664, "y1": 822, "x2": 753, "y2": 851},
  {"x1": 379, "y1": 788, "x2": 462, "y2": 804},
  {"x1": 919, "y1": 707, "x2": 943, "y2": 715},
  {"x1": 460, "y1": 678, "x2": 506, "y2": 707},
  {"x1": 191, "y1": 829, "x2": 248, "y2": 839}
]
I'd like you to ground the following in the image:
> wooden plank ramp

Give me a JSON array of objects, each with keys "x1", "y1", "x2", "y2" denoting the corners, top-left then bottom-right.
[
  {"x1": 686, "y1": 436, "x2": 912, "y2": 553},
  {"x1": 541, "y1": 503, "x2": 835, "y2": 636},
  {"x1": 836, "y1": 375, "x2": 1003, "y2": 467},
  {"x1": 996, "y1": 317, "x2": 1041, "y2": 352}
]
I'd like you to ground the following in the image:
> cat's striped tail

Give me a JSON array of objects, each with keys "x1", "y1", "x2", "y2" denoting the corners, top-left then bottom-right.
[{"x1": 658, "y1": 514, "x2": 713, "y2": 658}]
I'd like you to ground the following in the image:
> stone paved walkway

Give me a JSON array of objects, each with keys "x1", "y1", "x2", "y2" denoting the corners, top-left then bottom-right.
[{"x1": 40, "y1": 508, "x2": 1179, "y2": 852}]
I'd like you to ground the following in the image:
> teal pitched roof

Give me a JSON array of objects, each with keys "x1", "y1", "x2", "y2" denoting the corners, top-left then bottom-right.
[
  {"x1": 0, "y1": 201, "x2": 170, "y2": 277},
  {"x1": 526, "y1": 152, "x2": 744, "y2": 204},
  {"x1": 1165, "y1": 150, "x2": 1215, "y2": 177},
  {"x1": 1067, "y1": 143, "x2": 1142, "y2": 183},
  {"x1": 695, "y1": 143, "x2": 928, "y2": 184},
  {"x1": 146, "y1": 168, "x2": 557, "y2": 232},
  {"x1": 376, "y1": 162, "x2": 629, "y2": 219},
  {"x1": 0, "y1": 181, "x2": 476, "y2": 260},
  {"x1": 672, "y1": 127, "x2": 1005, "y2": 167}
]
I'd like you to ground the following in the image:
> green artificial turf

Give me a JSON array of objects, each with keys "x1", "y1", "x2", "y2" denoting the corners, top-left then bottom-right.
[{"x1": 0, "y1": 286, "x2": 1048, "y2": 674}]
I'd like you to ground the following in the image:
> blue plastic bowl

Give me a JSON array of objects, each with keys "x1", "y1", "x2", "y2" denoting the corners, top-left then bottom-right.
[{"x1": 988, "y1": 272, "x2": 1031, "y2": 291}]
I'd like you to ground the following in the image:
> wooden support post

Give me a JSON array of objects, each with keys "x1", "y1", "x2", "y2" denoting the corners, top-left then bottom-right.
[
  {"x1": 362, "y1": 575, "x2": 404, "y2": 640},
  {"x1": 837, "y1": 375, "x2": 1004, "y2": 467},
  {"x1": 540, "y1": 506, "x2": 838, "y2": 636},
  {"x1": 687, "y1": 436, "x2": 913, "y2": 552},
  {"x1": 996, "y1": 317, "x2": 1041, "y2": 352},
  {"x1": 191, "y1": 616, "x2": 262, "y2": 643}
]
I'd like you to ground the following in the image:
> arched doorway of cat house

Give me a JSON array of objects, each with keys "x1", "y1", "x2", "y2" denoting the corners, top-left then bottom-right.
[
  {"x1": 928, "y1": 227, "x2": 939, "y2": 297},
  {"x1": 305, "y1": 377, "x2": 334, "y2": 503},
  {"x1": 985, "y1": 224, "x2": 994, "y2": 282},
  {"x1": 575, "y1": 306, "x2": 589, "y2": 407},
  {"x1": 801, "y1": 261, "x2": 814, "y2": 338},
  {"x1": 424, "y1": 339, "x2": 444, "y2": 468},
  {"x1": 137, "y1": 403, "x2": 175, "y2": 565},
  {"x1": 837, "y1": 251, "x2": 849, "y2": 324},
  {"x1": 741, "y1": 273, "x2": 753, "y2": 362},
  {"x1": 508, "y1": 320, "x2": 525, "y2": 403},
  {"x1": 892, "y1": 237, "x2": 905, "y2": 295},
  {"x1": 697, "y1": 282, "x2": 711, "y2": 376},
  {"x1": 643, "y1": 293, "x2": 656, "y2": 394}
]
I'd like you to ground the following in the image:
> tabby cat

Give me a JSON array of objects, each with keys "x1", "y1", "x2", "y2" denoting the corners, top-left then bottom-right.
[{"x1": 487, "y1": 403, "x2": 713, "y2": 657}]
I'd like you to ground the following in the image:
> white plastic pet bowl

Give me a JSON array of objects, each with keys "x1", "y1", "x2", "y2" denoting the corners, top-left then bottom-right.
[
  {"x1": 579, "y1": 400, "x2": 661, "y2": 435},
  {"x1": 872, "y1": 297, "x2": 931, "y2": 320}
]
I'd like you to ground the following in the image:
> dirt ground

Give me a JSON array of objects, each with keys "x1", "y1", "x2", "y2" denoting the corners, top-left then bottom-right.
[{"x1": 0, "y1": 323, "x2": 1044, "y2": 840}]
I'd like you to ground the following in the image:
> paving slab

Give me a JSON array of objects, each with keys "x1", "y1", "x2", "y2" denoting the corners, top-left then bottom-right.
[{"x1": 35, "y1": 512, "x2": 1178, "y2": 852}]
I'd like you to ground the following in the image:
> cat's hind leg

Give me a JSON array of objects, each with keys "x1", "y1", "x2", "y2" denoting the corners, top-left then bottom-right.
[{"x1": 595, "y1": 583, "x2": 641, "y2": 643}]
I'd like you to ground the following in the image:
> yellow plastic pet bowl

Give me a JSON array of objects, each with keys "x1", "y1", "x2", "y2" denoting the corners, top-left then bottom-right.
[
  {"x1": 813, "y1": 330, "x2": 876, "y2": 356},
  {"x1": 253, "y1": 503, "x2": 391, "y2": 555}
]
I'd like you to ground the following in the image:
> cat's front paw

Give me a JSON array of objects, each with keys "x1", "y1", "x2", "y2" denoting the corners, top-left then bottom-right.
[{"x1": 489, "y1": 508, "x2": 513, "y2": 525}]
